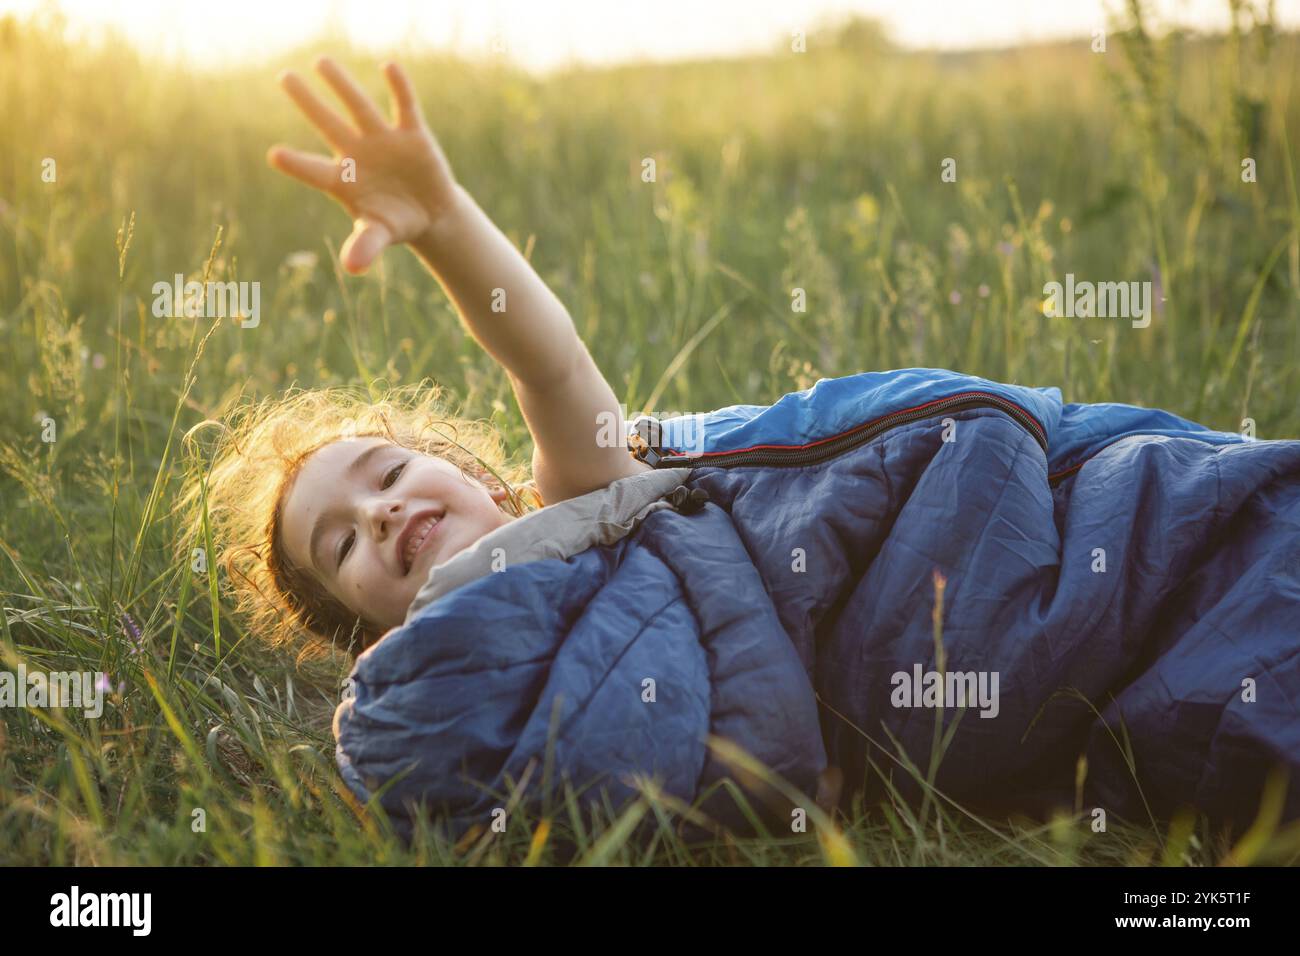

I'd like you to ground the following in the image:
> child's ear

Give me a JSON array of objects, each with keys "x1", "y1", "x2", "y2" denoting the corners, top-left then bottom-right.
[{"x1": 488, "y1": 483, "x2": 521, "y2": 517}]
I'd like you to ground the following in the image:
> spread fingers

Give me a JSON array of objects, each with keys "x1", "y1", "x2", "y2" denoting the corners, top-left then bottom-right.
[
  {"x1": 315, "y1": 55, "x2": 388, "y2": 134},
  {"x1": 266, "y1": 145, "x2": 345, "y2": 192},
  {"x1": 381, "y1": 60, "x2": 425, "y2": 129},
  {"x1": 278, "y1": 68, "x2": 357, "y2": 152}
]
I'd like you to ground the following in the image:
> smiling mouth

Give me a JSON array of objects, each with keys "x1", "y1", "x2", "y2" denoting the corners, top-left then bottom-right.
[{"x1": 400, "y1": 511, "x2": 445, "y2": 575}]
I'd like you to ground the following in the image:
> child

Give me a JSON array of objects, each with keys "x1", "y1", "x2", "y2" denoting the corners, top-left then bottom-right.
[
  {"x1": 194, "y1": 60, "x2": 1300, "y2": 835},
  {"x1": 184, "y1": 57, "x2": 651, "y2": 659}
]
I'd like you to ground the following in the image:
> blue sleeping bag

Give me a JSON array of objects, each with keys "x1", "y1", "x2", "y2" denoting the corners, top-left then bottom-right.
[{"x1": 333, "y1": 367, "x2": 1300, "y2": 841}]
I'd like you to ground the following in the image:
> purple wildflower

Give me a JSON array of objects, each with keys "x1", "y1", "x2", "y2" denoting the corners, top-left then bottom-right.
[{"x1": 119, "y1": 609, "x2": 144, "y2": 655}]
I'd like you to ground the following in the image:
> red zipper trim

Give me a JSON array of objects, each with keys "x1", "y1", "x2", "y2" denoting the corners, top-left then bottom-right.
[
  {"x1": 637, "y1": 390, "x2": 1048, "y2": 464},
  {"x1": 1049, "y1": 461, "x2": 1086, "y2": 483}
]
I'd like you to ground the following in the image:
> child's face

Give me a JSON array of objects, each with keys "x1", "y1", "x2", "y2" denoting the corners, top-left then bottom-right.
[{"x1": 280, "y1": 437, "x2": 514, "y2": 634}]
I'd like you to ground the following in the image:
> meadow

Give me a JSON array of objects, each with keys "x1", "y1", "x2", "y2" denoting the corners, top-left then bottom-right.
[{"x1": 1, "y1": 2, "x2": 1298, "y2": 864}]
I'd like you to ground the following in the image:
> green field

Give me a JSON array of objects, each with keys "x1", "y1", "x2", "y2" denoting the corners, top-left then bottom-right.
[{"x1": 1, "y1": 3, "x2": 1298, "y2": 864}]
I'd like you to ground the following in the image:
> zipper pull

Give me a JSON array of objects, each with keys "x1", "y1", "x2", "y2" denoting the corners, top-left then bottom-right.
[{"x1": 627, "y1": 415, "x2": 668, "y2": 467}]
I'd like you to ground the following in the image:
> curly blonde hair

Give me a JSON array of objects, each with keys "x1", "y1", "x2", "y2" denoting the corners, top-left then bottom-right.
[{"x1": 173, "y1": 380, "x2": 543, "y2": 663}]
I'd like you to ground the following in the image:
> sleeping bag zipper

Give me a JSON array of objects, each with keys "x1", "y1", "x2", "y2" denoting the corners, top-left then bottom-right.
[{"x1": 628, "y1": 390, "x2": 1049, "y2": 472}]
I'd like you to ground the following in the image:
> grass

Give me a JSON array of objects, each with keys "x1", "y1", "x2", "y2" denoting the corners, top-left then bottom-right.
[{"x1": 2, "y1": 2, "x2": 1299, "y2": 865}]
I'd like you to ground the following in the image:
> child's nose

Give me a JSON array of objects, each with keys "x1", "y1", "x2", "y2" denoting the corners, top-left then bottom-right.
[{"x1": 368, "y1": 498, "x2": 404, "y2": 538}]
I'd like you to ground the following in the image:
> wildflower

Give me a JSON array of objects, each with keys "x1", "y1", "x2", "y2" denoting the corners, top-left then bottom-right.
[
  {"x1": 286, "y1": 250, "x2": 318, "y2": 271},
  {"x1": 997, "y1": 241, "x2": 1015, "y2": 258},
  {"x1": 978, "y1": 284, "x2": 991, "y2": 298},
  {"x1": 119, "y1": 609, "x2": 144, "y2": 655},
  {"x1": 92, "y1": 353, "x2": 106, "y2": 370},
  {"x1": 854, "y1": 194, "x2": 880, "y2": 225},
  {"x1": 95, "y1": 674, "x2": 112, "y2": 694},
  {"x1": 948, "y1": 290, "x2": 962, "y2": 305}
]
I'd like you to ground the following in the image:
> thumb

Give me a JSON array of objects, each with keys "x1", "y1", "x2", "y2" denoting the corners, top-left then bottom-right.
[{"x1": 340, "y1": 219, "x2": 392, "y2": 275}]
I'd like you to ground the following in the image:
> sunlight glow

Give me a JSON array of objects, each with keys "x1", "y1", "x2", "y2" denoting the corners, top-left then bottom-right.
[{"x1": 3, "y1": 0, "x2": 1297, "y2": 72}]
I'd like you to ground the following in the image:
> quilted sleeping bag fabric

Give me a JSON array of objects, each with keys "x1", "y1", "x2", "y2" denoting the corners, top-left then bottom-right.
[{"x1": 333, "y1": 367, "x2": 1300, "y2": 841}]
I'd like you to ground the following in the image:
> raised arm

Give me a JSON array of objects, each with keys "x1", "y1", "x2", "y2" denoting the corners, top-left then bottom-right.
[
  {"x1": 408, "y1": 184, "x2": 653, "y2": 502},
  {"x1": 267, "y1": 56, "x2": 651, "y2": 504}
]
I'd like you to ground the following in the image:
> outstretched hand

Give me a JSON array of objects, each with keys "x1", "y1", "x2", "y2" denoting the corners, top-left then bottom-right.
[{"x1": 267, "y1": 56, "x2": 460, "y2": 275}]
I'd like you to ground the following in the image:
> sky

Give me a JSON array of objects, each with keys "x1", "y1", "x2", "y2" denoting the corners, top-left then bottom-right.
[{"x1": 4, "y1": 0, "x2": 1299, "y2": 73}]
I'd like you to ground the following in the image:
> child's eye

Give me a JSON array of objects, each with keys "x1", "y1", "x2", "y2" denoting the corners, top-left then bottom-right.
[
  {"x1": 336, "y1": 462, "x2": 405, "y2": 568},
  {"x1": 382, "y1": 462, "x2": 406, "y2": 489}
]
